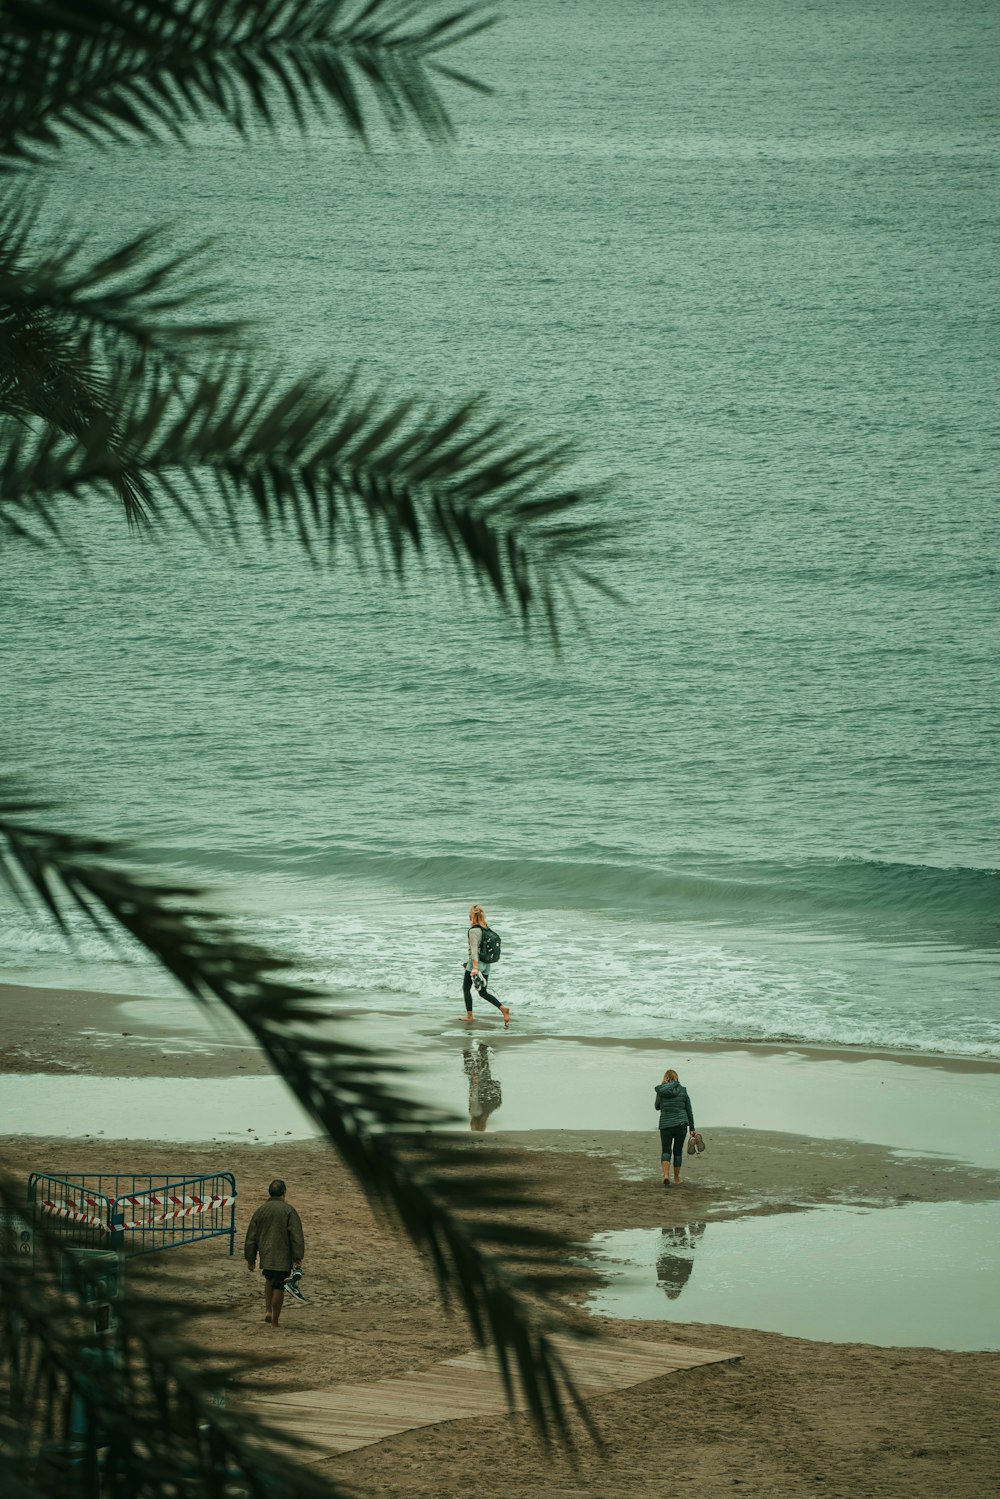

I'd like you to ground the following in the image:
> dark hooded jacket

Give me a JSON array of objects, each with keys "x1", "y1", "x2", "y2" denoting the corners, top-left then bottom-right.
[{"x1": 654, "y1": 1079, "x2": 695, "y2": 1131}]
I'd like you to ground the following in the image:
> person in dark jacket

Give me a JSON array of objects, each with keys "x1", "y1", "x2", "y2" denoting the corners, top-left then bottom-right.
[
  {"x1": 654, "y1": 1069, "x2": 695, "y2": 1187},
  {"x1": 244, "y1": 1178, "x2": 305, "y2": 1327}
]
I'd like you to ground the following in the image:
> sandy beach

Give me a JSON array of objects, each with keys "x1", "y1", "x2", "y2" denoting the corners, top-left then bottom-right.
[
  {"x1": 4, "y1": 3, "x2": 998, "y2": 1496},
  {"x1": 2, "y1": 980, "x2": 999, "y2": 1497}
]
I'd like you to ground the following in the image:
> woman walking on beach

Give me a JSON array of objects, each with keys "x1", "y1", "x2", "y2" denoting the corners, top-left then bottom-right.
[
  {"x1": 463, "y1": 904, "x2": 510, "y2": 1026},
  {"x1": 655, "y1": 1068, "x2": 695, "y2": 1187}
]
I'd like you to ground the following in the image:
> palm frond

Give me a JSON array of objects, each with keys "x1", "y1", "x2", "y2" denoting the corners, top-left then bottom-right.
[
  {"x1": 0, "y1": 788, "x2": 599, "y2": 1448},
  {"x1": 0, "y1": 188, "x2": 249, "y2": 529},
  {"x1": 0, "y1": 304, "x2": 109, "y2": 433},
  {"x1": 0, "y1": 361, "x2": 616, "y2": 631},
  {"x1": 0, "y1": 196, "x2": 246, "y2": 366},
  {"x1": 0, "y1": 1174, "x2": 349, "y2": 1497},
  {"x1": 0, "y1": 0, "x2": 495, "y2": 164},
  {"x1": 0, "y1": 313, "x2": 165, "y2": 530}
]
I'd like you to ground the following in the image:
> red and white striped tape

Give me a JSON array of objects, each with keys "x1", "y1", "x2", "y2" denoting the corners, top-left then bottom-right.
[
  {"x1": 118, "y1": 1193, "x2": 235, "y2": 1229},
  {"x1": 35, "y1": 1185, "x2": 234, "y2": 1234},
  {"x1": 39, "y1": 1197, "x2": 109, "y2": 1232}
]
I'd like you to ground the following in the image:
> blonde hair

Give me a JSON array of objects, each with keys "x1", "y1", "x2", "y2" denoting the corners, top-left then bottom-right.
[
  {"x1": 469, "y1": 904, "x2": 487, "y2": 927},
  {"x1": 662, "y1": 1069, "x2": 679, "y2": 1082}
]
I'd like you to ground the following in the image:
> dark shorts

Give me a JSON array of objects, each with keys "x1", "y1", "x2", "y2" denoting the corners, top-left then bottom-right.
[{"x1": 262, "y1": 1268, "x2": 288, "y2": 1288}]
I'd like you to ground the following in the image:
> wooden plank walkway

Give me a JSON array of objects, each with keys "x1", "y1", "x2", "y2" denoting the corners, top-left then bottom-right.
[{"x1": 251, "y1": 1333, "x2": 740, "y2": 1461}]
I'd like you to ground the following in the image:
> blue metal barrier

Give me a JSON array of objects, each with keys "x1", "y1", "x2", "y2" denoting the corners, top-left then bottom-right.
[{"x1": 28, "y1": 1171, "x2": 237, "y2": 1258}]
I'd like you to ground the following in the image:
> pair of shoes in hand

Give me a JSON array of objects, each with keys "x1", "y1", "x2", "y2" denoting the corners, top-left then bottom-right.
[{"x1": 285, "y1": 1268, "x2": 306, "y2": 1303}]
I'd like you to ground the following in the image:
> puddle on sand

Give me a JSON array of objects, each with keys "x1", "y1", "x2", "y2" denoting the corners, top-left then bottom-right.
[
  {"x1": 0, "y1": 1073, "x2": 318, "y2": 1142},
  {"x1": 585, "y1": 1201, "x2": 1000, "y2": 1351}
]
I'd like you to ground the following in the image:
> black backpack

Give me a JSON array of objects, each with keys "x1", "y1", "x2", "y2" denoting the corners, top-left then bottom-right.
[{"x1": 476, "y1": 925, "x2": 502, "y2": 964}]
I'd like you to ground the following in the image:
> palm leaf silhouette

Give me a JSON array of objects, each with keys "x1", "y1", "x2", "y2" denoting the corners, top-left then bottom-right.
[
  {"x1": 0, "y1": 0, "x2": 494, "y2": 163},
  {"x1": 0, "y1": 1172, "x2": 353, "y2": 1495},
  {"x1": 0, "y1": 199, "x2": 244, "y2": 366},
  {"x1": 0, "y1": 789, "x2": 599, "y2": 1458},
  {"x1": 0, "y1": 362, "x2": 616, "y2": 627},
  {"x1": 0, "y1": 187, "x2": 249, "y2": 530},
  {"x1": 0, "y1": 0, "x2": 621, "y2": 1486}
]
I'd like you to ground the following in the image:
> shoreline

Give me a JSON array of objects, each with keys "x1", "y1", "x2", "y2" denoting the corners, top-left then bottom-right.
[
  {"x1": 3, "y1": 980, "x2": 1000, "y2": 1171},
  {"x1": 4, "y1": 981, "x2": 999, "y2": 1492},
  {"x1": 3, "y1": 979, "x2": 999, "y2": 1077}
]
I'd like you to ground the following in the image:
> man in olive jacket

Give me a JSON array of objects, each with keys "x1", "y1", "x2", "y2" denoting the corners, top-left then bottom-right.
[{"x1": 244, "y1": 1178, "x2": 305, "y2": 1327}]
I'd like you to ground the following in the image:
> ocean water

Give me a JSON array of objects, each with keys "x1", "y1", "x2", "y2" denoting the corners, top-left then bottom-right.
[{"x1": 2, "y1": 0, "x2": 998, "y2": 1056}]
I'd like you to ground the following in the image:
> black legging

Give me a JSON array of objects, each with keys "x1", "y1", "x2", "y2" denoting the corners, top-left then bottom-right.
[
  {"x1": 463, "y1": 968, "x2": 504, "y2": 1014},
  {"x1": 660, "y1": 1124, "x2": 688, "y2": 1168}
]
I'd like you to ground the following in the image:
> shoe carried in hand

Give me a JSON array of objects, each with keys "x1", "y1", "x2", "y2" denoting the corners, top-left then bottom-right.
[{"x1": 285, "y1": 1267, "x2": 306, "y2": 1303}]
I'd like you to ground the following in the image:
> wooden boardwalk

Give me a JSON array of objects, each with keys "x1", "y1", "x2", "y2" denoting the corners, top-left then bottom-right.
[{"x1": 251, "y1": 1333, "x2": 740, "y2": 1461}]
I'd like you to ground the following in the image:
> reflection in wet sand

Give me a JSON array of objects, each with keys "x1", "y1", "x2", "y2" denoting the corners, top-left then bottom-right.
[
  {"x1": 656, "y1": 1222, "x2": 706, "y2": 1300},
  {"x1": 587, "y1": 1203, "x2": 1000, "y2": 1350},
  {"x1": 463, "y1": 1042, "x2": 502, "y2": 1132}
]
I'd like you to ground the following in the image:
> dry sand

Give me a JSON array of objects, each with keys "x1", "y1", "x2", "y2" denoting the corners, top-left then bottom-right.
[
  {"x1": 2, "y1": 980, "x2": 1000, "y2": 1497},
  {"x1": 2, "y1": 1135, "x2": 999, "y2": 1499}
]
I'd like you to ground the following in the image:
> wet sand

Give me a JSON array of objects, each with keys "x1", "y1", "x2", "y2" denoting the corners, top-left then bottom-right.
[
  {"x1": 3, "y1": 982, "x2": 1000, "y2": 1172},
  {"x1": 2, "y1": 980, "x2": 999, "y2": 1495},
  {"x1": 0, "y1": 982, "x2": 269, "y2": 1078},
  {"x1": 6, "y1": 981, "x2": 1000, "y2": 1083},
  {"x1": 1, "y1": 1133, "x2": 998, "y2": 1498}
]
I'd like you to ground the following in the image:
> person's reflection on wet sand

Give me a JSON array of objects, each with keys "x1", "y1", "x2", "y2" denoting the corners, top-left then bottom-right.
[
  {"x1": 656, "y1": 1222, "x2": 706, "y2": 1301},
  {"x1": 463, "y1": 1041, "x2": 502, "y2": 1132}
]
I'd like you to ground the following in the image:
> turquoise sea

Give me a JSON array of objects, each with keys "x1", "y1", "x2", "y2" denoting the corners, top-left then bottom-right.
[{"x1": 2, "y1": 0, "x2": 998, "y2": 1055}]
